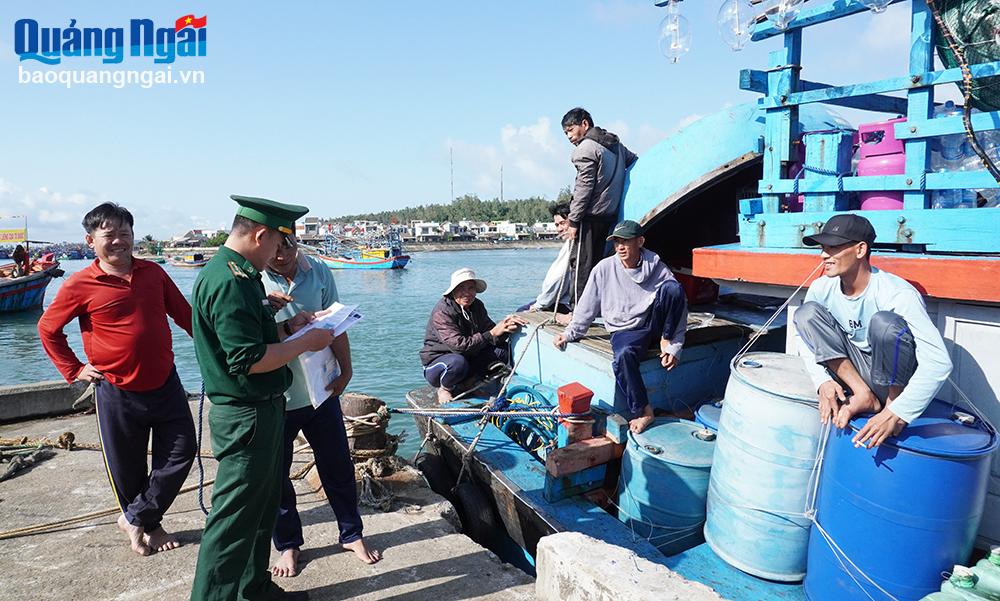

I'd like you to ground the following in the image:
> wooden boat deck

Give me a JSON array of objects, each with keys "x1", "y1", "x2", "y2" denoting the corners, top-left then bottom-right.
[
  {"x1": 515, "y1": 306, "x2": 757, "y2": 360},
  {"x1": 407, "y1": 381, "x2": 807, "y2": 600}
]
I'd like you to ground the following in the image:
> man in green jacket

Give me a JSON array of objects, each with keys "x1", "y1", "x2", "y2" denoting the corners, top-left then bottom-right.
[{"x1": 190, "y1": 195, "x2": 334, "y2": 601}]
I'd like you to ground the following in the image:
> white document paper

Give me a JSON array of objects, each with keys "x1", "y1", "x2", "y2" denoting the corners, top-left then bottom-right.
[
  {"x1": 286, "y1": 302, "x2": 364, "y2": 408},
  {"x1": 285, "y1": 302, "x2": 363, "y2": 342},
  {"x1": 300, "y1": 348, "x2": 341, "y2": 408}
]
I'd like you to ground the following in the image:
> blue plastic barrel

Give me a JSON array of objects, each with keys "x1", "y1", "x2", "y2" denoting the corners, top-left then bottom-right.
[
  {"x1": 618, "y1": 418, "x2": 716, "y2": 556},
  {"x1": 695, "y1": 401, "x2": 723, "y2": 432},
  {"x1": 805, "y1": 400, "x2": 998, "y2": 601},
  {"x1": 704, "y1": 352, "x2": 822, "y2": 581}
]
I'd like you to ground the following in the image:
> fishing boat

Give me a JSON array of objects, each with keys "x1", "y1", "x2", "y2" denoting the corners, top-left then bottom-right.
[
  {"x1": 0, "y1": 253, "x2": 63, "y2": 313},
  {"x1": 407, "y1": 1, "x2": 1000, "y2": 598},
  {"x1": 318, "y1": 228, "x2": 410, "y2": 270},
  {"x1": 169, "y1": 253, "x2": 209, "y2": 268}
]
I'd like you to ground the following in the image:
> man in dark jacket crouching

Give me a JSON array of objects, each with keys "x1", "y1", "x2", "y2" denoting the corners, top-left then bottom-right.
[{"x1": 420, "y1": 268, "x2": 526, "y2": 404}]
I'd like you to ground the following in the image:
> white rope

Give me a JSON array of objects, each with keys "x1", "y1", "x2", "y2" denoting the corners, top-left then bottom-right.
[
  {"x1": 946, "y1": 376, "x2": 998, "y2": 433},
  {"x1": 734, "y1": 260, "x2": 824, "y2": 361}
]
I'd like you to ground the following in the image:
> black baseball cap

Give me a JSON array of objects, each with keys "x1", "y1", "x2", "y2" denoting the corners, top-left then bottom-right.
[
  {"x1": 802, "y1": 214, "x2": 877, "y2": 247},
  {"x1": 606, "y1": 220, "x2": 644, "y2": 241}
]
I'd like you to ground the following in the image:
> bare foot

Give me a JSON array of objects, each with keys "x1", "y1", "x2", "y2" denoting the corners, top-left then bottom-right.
[
  {"x1": 834, "y1": 391, "x2": 882, "y2": 429},
  {"x1": 629, "y1": 405, "x2": 655, "y2": 434},
  {"x1": 436, "y1": 387, "x2": 453, "y2": 405},
  {"x1": 144, "y1": 526, "x2": 181, "y2": 552},
  {"x1": 117, "y1": 514, "x2": 152, "y2": 556},
  {"x1": 555, "y1": 312, "x2": 573, "y2": 326},
  {"x1": 271, "y1": 548, "x2": 300, "y2": 578},
  {"x1": 343, "y1": 538, "x2": 381, "y2": 564}
]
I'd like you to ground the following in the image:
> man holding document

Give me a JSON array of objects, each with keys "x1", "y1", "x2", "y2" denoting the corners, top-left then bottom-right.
[{"x1": 262, "y1": 235, "x2": 381, "y2": 578}]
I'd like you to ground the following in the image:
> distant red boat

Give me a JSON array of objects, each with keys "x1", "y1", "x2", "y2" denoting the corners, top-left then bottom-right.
[{"x1": 0, "y1": 253, "x2": 63, "y2": 312}]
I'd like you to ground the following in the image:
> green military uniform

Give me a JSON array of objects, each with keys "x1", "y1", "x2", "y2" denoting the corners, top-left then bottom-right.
[{"x1": 190, "y1": 196, "x2": 308, "y2": 601}]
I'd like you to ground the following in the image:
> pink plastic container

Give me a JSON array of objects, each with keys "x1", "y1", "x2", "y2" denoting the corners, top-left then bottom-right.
[{"x1": 857, "y1": 117, "x2": 906, "y2": 210}]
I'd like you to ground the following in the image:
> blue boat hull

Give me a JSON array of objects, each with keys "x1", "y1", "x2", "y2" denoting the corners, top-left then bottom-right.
[
  {"x1": 320, "y1": 254, "x2": 410, "y2": 269},
  {"x1": 0, "y1": 268, "x2": 58, "y2": 312}
]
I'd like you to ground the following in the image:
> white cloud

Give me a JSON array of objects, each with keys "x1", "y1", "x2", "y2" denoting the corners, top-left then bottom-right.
[
  {"x1": 448, "y1": 117, "x2": 569, "y2": 201},
  {"x1": 0, "y1": 177, "x2": 221, "y2": 242},
  {"x1": 672, "y1": 113, "x2": 704, "y2": 134},
  {"x1": 447, "y1": 116, "x2": 673, "y2": 201}
]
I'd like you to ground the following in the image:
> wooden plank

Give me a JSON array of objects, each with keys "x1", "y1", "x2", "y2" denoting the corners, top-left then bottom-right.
[
  {"x1": 543, "y1": 465, "x2": 606, "y2": 502},
  {"x1": 751, "y1": 0, "x2": 905, "y2": 41},
  {"x1": 545, "y1": 437, "x2": 624, "y2": 478},
  {"x1": 758, "y1": 60, "x2": 1000, "y2": 110},
  {"x1": 760, "y1": 171, "x2": 999, "y2": 194},
  {"x1": 895, "y1": 110, "x2": 1000, "y2": 140},
  {"x1": 801, "y1": 130, "x2": 854, "y2": 212},
  {"x1": 736, "y1": 207, "x2": 1000, "y2": 253},
  {"x1": 762, "y1": 34, "x2": 801, "y2": 213},
  {"x1": 692, "y1": 245, "x2": 1000, "y2": 303},
  {"x1": 605, "y1": 414, "x2": 629, "y2": 445},
  {"x1": 904, "y1": 0, "x2": 934, "y2": 211},
  {"x1": 741, "y1": 69, "x2": 909, "y2": 114}
]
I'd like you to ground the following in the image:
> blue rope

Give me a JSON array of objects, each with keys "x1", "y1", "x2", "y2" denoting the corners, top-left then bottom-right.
[
  {"x1": 391, "y1": 407, "x2": 591, "y2": 419},
  {"x1": 791, "y1": 163, "x2": 849, "y2": 196},
  {"x1": 196, "y1": 381, "x2": 209, "y2": 516}
]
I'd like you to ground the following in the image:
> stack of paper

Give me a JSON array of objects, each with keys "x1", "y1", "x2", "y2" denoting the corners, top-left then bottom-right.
[{"x1": 289, "y1": 302, "x2": 364, "y2": 408}]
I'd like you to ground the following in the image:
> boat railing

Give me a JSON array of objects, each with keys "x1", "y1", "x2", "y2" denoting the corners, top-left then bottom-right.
[{"x1": 736, "y1": 0, "x2": 1000, "y2": 254}]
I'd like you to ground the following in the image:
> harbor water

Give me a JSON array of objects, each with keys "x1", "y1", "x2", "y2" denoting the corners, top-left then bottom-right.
[{"x1": 0, "y1": 247, "x2": 559, "y2": 457}]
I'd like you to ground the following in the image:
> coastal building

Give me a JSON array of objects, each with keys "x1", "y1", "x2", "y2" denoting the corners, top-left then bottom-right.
[
  {"x1": 168, "y1": 228, "x2": 226, "y2": 247},
  {"x1": 411, "y1": 220, "x2": 443, "y2": 242},
  {"x1": 532, "y1": 221, "x2": 559, "y2": 240}
]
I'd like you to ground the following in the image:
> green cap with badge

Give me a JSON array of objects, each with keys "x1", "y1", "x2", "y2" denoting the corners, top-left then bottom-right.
[
  {"x1": 606, "y1": 219, "x2": 644, "y2": 241},
  {"x1": 231, "y1": 195, "x2": 308, "y2": 235}
]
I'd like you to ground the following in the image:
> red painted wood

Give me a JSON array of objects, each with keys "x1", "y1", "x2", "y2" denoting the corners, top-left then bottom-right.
[{"x1": 692, "y1": 247, "x2": 1000, "y2": 303}]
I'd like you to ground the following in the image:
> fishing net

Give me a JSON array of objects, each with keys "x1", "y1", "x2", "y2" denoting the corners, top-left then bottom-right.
[{"x1": 934, "y1": 0, "x2": 1000, "y2": 111}]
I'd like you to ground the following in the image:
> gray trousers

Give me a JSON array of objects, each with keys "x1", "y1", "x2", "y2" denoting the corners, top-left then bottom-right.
[{"x1": 793, "y1": 301, "x2": 918, "y2": 403}]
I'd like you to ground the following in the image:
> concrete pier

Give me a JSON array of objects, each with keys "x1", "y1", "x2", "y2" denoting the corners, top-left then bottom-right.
[
  {"x1": 0, "y1": 402, "x2": 534, "y2": 600},
  {"x1": 0, "y1": 380, "x2": 91, "y2": 422},
  {"x1": 534, "y1": 532, "x2": 724, "y2": 601}
]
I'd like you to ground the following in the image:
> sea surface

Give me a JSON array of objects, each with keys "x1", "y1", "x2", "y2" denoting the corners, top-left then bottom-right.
[{"x1": 0, "y1": 248, "x2": 559, "y2": 457}]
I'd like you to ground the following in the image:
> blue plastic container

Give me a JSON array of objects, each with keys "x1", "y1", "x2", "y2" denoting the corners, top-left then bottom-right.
[
  {"x1": 704, "y1": 352, "x2": 822, "y2": 581},
  {"x1": 618, "y1": 418, "x2": 716, "y2": 556},
  {"x1": 805, "y1": 400, "x2": 998, "y2": 601},
  {"x1": 695, "y1": 401, "x2": 723, "y2": 432}
]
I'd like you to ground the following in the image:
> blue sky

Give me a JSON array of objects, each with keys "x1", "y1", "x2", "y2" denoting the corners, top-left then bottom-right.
[{"x1": 0, "y1": 1, "x2": 951, "y2": 242}]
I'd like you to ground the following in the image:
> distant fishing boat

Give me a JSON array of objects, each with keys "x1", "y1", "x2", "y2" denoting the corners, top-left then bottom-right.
[
  {"x1": 318, "y1": 228, "x2": 410, "y2": 270},
  {"x1": 169, "y1": 253, "x2": 209, "y2": 268},
  {"x1": 0, "y1": 252, "x2": 63, "y2": 313}
]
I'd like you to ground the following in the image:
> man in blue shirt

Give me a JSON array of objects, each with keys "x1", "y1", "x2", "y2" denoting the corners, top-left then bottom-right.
[
  {"x1": 262, "y1": 237, "x2": 381, "y2": 578},
  {"x1": 793, "y1": 214, "x2": 952, "y2": 449}
]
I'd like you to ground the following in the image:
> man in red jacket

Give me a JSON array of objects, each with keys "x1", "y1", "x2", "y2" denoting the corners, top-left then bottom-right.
[{"x1": 38, "y1": 202, "x2": 196, "y2": 557}]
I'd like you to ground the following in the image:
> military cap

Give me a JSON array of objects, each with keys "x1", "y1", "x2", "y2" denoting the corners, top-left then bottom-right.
[
  {"x1": 606, "y1": 219, "x2": 644, "y2": 241},
  {"x1": 231, "y1": 195, "x2": 308, "y2": 236}
]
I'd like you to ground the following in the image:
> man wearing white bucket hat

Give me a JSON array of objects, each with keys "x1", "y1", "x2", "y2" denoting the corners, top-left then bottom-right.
[{"x1": 420, "y1": 268, "x2": 527, "y2": 404}]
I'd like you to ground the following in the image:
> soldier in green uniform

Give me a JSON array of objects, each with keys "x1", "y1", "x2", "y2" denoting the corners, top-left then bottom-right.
[{"x1": 190, "y1": 195, "x2": 333, "y2": 601}]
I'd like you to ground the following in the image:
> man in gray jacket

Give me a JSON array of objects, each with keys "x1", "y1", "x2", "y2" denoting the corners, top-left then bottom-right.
[
  {"x1": 553, "y1": 220, "x2": 687, "y2": 434},
  {"x1": 561, "y1": 107, "x2": 638, "y2": 305}
]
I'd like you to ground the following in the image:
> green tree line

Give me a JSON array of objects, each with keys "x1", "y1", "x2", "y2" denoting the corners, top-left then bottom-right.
[{"x1": 333, "y1": 189, "x2": 573, "y2": 224}]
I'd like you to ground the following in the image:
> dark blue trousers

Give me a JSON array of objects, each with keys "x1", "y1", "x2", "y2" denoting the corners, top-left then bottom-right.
[
  {"x1": 94, "y1": 368, "x2": 196, "y2": 532},
  {"x1": 422, "y1": 346, "x2": 508, "y2": 391},
  {"x1": 610, "y1": 280, "x2": 688, "y2": 418},
  {"x1": 273, "y1": 397, "x2": 363, "y2": 550}
]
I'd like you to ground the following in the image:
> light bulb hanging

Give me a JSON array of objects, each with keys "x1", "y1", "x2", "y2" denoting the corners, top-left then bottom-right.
[
  {"x1": 717, "y1": 0, "x2": 756, "y2": 51},
  {"x1": 659, "y1": 0, "x2": 692, "y2": 63},
  {"x1": 765, "y1": 0, "x2": 804, "y2": 31}
]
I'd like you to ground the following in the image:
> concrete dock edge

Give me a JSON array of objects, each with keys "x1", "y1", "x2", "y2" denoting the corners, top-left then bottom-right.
[{"x1": 535, "y1": 532, "x2": 724, "y2": 601}]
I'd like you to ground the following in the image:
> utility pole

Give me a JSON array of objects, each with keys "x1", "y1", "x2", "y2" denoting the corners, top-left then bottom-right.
[
  {"x1": 450, "y1": 146, "x2": 454, "y2": 202},
  {"x1": 500, "y1": 163, "x2": 504, "y2": 202}
]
